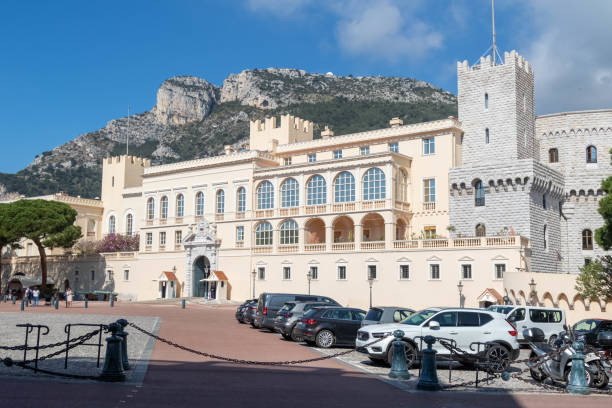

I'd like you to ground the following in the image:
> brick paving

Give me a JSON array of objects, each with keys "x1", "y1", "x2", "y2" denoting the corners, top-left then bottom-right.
[{"x1": 0, "y1": 300, "x2": 610, "y2": 408}]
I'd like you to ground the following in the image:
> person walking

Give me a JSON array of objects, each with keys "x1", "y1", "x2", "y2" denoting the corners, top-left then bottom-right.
[
  {"x1": 66, "y1": 288, "x2": 73, "y2": 308},
  {"x1": 32, "y1": 288, "x2": 40, "y2": 307},
  {"x1": 26, "y1": 287, "x2": 33, "y2": 305}
]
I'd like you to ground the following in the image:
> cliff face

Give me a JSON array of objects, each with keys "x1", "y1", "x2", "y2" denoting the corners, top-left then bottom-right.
[{"x1": 0, "y1": 68, "x2": 457, "y2": 198}]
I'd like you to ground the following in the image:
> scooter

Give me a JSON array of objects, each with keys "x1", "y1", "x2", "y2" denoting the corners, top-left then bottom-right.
[{"x1": 524, "y1": 327, "x2": 606, "y2": 388}]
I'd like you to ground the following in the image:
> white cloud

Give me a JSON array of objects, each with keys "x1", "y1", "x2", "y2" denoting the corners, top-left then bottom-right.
[
  {"x1": 335, "y1": 0, "x2": 442, "y2": 62},
  {"x1": 522, "y1": 0, "x2": 612, "y2": 114}
]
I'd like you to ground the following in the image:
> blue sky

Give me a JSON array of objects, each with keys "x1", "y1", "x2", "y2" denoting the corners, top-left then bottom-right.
[{"x1": 1, "y1": 0, "x2": 610, "y2": 173}]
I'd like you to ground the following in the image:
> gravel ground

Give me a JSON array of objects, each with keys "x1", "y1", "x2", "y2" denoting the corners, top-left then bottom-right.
[{"x1": 0, "y1": 312, "x2": 160, "y2": 384}]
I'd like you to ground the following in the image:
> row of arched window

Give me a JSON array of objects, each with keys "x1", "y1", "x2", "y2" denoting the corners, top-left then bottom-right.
[
  {"x1": 256, "y1": 168, "x2": 391, "y2": 210},
  {"x1": 255, "y1": 220, "x2": 299, "y2": 246},
  {"x1": 107, "y1": 213, "x2": 134, "y2": 236},
  {"x1": 548, "y1": 146, "x2": 597, "y2": 164},
  {"x1": 145, "y1": 188, "x2": 248, "y2": 220}
]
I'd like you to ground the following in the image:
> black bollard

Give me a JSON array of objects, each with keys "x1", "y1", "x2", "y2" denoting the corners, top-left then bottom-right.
[
  {"x1": 12, "y1": 296, "x2": 16, "y2": 305},
  {"x1": 115, "y1": 319, "x2": 130, "y2": 370},
  {"x1": 389, "y1": 330, "x2": 411, "y2": 379},
  {"x1": 20, "y1": 299, "x2": 24, "y2": 311},
  {"x1": 99, "y1": 322, "x2": 126, "y2": 382},
  {"x1": 110, "y1": 295, "x2": 114, "y2": 308},
  {"x1": 417, "y1": 335, "x2": 441, "y2": 391},
  {"x1": 181, "y1": 298, "x2": 186, "y2": 309},
  {"x1": 85, "y1": 299, "x2": 88, "y2": 309}
]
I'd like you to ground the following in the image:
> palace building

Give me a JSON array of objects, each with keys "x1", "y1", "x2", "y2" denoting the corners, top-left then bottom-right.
[{"x1": 1, "y1": 50, "x2": 610, "y2": 321}]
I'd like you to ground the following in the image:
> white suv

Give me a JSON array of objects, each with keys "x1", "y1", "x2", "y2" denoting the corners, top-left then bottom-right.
[{"x1": 355, "y1": 308, "x2": 520, "y2": 368}]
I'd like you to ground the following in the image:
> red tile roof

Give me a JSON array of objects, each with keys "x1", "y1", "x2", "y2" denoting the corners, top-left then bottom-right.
[
  {"x1": 478, "y1": 288, "x2": 503, "y2": 303},
  {"x1": 163, "y1": 272, "x2": 178, "y2": 281},
  {"x1": 214, "y1": 271, "x2": 228, "y2": 281}
]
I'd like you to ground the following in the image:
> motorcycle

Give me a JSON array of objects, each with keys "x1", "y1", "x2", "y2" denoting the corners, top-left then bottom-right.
[{"x1": 524, "y1": 327, "x2": 609, "y2": 389}]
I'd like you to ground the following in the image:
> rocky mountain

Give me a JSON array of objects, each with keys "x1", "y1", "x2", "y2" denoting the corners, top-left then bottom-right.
[{"x1": 0, "y1": 68, "x2": 457, "y2": 198}]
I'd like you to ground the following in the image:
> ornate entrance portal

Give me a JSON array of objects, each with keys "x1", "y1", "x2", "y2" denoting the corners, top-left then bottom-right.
[{"x1": 183, "y1": 220, "x2": 220, "y2": 297}]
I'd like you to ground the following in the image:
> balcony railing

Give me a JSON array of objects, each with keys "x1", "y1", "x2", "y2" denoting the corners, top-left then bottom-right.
[
  {"x1": 393, "y1": 240, "x2": 419, "y2": 249},
  {"x1": 305, "y1": 205, "x2": 327, "y2": 215},
  {"x1": 304, "y1": 243, "x2": 326, "y2": 252},
  {"x1": 453, "y1": 237, "x2": 482, "y2": 247},
  {"x1": 279, "y1": 207, "x2": 299, "y2": 217},
  {"x1": 253, "y1": 246, "x2": 273, "y2": 254},
  {"x1": 423, "y1": 202, "x2": 436, "y2": 211},
  {"x1": 235, "y1": 241, "x2": 244, "y2": 248},
  {"x1": 331, "y1": 242, "x2": 355, "y2": 251},
  {"x1": 332, "y1": 203, "x2": 356, "y2": 212},
  {"x1": 361, "y1": 200, "x2": 386, "y2": 210},
  {"x1": 361, "y1": 241, "x2": 385, "y2": 250},
  {"x1": 236, "y1": 212, "x2": 245, "y2": 219},
  {"x1": 422, "y1": 238, "x2": 449, "y2": 248},
  {"x1": 394, "y1": 201, "x2": 411, "y2": 212},
  {"x1": 278, "y1": 245, "x2": 298, "y2": 253}
]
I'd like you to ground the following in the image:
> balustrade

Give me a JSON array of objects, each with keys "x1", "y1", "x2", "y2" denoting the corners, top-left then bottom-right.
[
  {"x1": 361, "y1": 241, "x2": 385, "y2": 250},
  {"x1": 304, "y1": 243, "x2": 326, "y2": 252}
]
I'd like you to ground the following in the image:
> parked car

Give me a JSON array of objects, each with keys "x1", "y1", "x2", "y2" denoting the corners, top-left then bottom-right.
[
  {"x1": 569, "y1": 319, "x2": 612, "y2": 348},
  {"x1": 235, "y1": 299, "x2": 257, "y2": 323},
  {"x1": 244, "y1": 302, "x2": 259, "y2": 326},
  {"x1": 488, "y1": 305, "x2": 566, "y2": 344},
  {"x1": 356, "y1": 308, "x2": 520, "y2": 370},
  {"x1": 274, "y1": 301, "x2": 331, "y2": 341},
  {"x1": 292, "y1": 306, "x2": 366, "y2": 348},
  {"x1": 255, "y1": 293, "x2": 339, "y2": 331},
  {"x1": 361, "y1": 307, "x2": 415, "y2": 327}
]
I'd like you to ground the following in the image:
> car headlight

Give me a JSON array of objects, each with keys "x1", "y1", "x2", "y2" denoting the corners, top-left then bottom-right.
[{"x1": 372, "y1": 332, "x2": 392, "y2": 338}]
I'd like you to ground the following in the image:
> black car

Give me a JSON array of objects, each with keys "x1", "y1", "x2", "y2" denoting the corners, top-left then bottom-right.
[
  {"x1": 255, "y1": 293, "x2": 339, "y2": 331},
  {"x1": 235, "y1": 299, "x2": 257, "y2": 323},
  {"x1": 571, "y1": 319, "x2": 612, "y2": 347},
  {"x1": 293, "y1": 306, "x2": 366, "y2": 348}
]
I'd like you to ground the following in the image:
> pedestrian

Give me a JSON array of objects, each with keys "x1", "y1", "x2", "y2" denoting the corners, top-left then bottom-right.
[
  {"x1": 66, "y1": 288, "x2": 73, "y2": 308},
  {"x1": 32, "y1": 288, "x2": 40, "y2": 307},
  {"x1": 26, "y1": 288, "x2": 33, "y2": 305}
]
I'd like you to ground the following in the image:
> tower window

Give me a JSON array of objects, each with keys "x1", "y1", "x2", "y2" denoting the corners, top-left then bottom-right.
[
  {"x1": 549, "y1": 148, "x2": 559, "y2": 163},
  {"x1": 542, "y1": 194, "x2": 547, "y2": 209},
  {"x1": 485, "y1": 128, "x2": 490, "y2": 144},
  {"x1": 543, "y1": 225, "x2": 547, "y2": 250},
  {"x1": 484, "y1": 93, "x2": 489, "y2": 110},
  {"x1": 582, "y1": 229, "x2": 593, "y2": 250},
  {"x1": 474, "y1": 180, "x2": 485, "y2": 206},
  {"x1": 586, "y1": 146, "x2": 597, "y2": 163}
]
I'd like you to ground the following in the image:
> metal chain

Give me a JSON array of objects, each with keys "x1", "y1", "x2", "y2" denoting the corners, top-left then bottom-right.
[
  {"x1": 0, "y1": 329, "x2": 103, "y2": 352},
  {"x1": 128, "y1": 322, "x2": 388, "y2": 366}
]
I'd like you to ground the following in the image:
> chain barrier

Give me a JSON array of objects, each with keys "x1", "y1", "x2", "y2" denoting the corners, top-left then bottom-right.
[
  {"x1": 128, "y1": 322, "x2": 389, "y2": 366},
  {"x1": 0, "y1": 329, "x2": 103, "y2": 352}
]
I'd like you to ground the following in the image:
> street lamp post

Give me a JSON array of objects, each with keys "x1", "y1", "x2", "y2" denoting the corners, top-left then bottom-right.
[
  {"x1": 457, "y1": 281, "x2": 464, "y2": 308},
  {"x1": 367, "y1": 275, "x2": 375, "y2": 309},
  {"x1": 251, "y1": 269, "x2": 256, "y2": 299},
  {"x1": 306, "y1": 269, "x2": 312, "y2": 295},
  {"x1": 528, "y1": 278, "x2": 537, "y2": 306}
]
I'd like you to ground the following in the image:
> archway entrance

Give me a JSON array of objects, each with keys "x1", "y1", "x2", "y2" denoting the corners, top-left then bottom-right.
[{"x1": 193, "y1": 256, "x2": 213, "y2": 298}]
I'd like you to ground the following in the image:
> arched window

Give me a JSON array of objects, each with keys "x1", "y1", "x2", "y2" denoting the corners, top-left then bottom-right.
[
  {"x1": 549, "y1": 148, "x2": 559, "y2": 163},
  {"x1": 334, "y1": 172, "x2": 355, "y2": 203},
  {"x1": 280, "y1": 219, "x2": 298, "y2": 245},
  {"x1": 236, "y1": 187, "x2": 246, "y2": 213},
  {"x1": 484, "y1": 93, "x2": 489, "y2": 109},
  {"x1": 485, "y1": 128, "x2": 490, "y2": 144},
  {"x1": 160, "y1": 196, "x2": 168, "y2": 219},
  {"x1": 108, "y1": 215, "x2": 116, "y2": 234},
  {"x1": 216, "y1": 190, "x2": 225, "y2": 214},
  {"x1": 474, "y1": 180, "x2": 485, "y2": 206},
  {"x1": 397, "y1": 169, "x2": 409, "y2": 202},
  {"x1": 146, "y1": 198, "x2": 154, "y2": 220},
  {"x1": 306, "y1": 175, "x2": 326, "y2": 205},
  {"x1": 255, "y1": 222, "x2": 273, "y2": 246},
  {"x1": 475, "y1": 223, "x2": 486, "y2": 237},
  {"x1": 176, "y1": 194, "x2": 184, "y2": 217},
  {"x1": 125, "y1": 214, "x2": 133, "y2": 236},
  {"x1": 543, "y1": 225, "x2": 548, "y2": 250},
  {"x1": 280, "y1": 178, "x2": 299, "y2": 208},
  {"x1": 586, "y1": 145, "x2": 597, "y2": 163},
  {"x1": 257, "y1": 181, "x2": 274, "y2": 209},
  {"x1": 582, "y1": 229, "x2": 593, "y2": 250},
  {"x1": 362, "y1": 168, "x2": 386, "y2": 201},
  {"x1": 195, "y1": 192, "x2": 204, "y2": 216}
]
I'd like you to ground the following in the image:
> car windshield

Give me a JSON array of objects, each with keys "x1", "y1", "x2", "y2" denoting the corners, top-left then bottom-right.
[
  {"x1": 401, "y1": 309, "x2": 438, "y2": 326},
  {"x1": 487, "y1": 306, "x2": 515, "y2": 315},
  {"x1": 279, "y1": 303, "x2": 296, "y2": 313}
]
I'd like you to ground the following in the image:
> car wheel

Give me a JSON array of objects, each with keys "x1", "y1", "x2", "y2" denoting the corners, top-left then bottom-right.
[
  {"x1": 315, "y1": 330, "x2": 335, "y2": 348},
  {"x1": 385, "y1": 341, "x2": 417, "y2": 369},
  {"x1": 548, "y1": 334, "x2": 557, "y2": 346},
  {"x1": 290, "y1": 326, "x2": 303, "y2": 342},
  {"x1": 281, "y1": 333, "x2": 292, "y2": 340},
  {"x1": 485, "y1": 344, "x2": 511, "y2": 373}
]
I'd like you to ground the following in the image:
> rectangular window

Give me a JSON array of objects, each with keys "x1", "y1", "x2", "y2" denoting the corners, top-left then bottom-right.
[
  {"x1": 360, "y1": 146, "x2": 370, "y2": 156},
  {"x1": 236, "y1": 226, "x2": 244, "y2": 242},
  {"x1": 159, "y1": 232, "x2": 166, "y2": 246},
  {"x1": 424, "y1": 226, "x2": 436, "y2": 239},
  {"x1": 123, "y1": 269, "x2": 130, "y2": 281},
  {"x1": 495, "y1": 264, "x2": 505, "y2": 280},
  {"x1": 309, "y1": 266, "x2": 318, "y2": 280},
  {"x1": 423, "y1": 178, "x2": 436, "y2": 203},
  {"x1": 430, "y1": 264, "x2": 440, "y2": 280},
  {"x1": 399, "y1": 264, "x2": 410, "y2": 280},
  {"x1": 367, "y1": 265, "x2": 377, "y2": 280},
  {"x1": 146, "y1": 233, "x2": 153, "y2": 246},
  {"x1": 308, "y1": 153, "x2": 316, "y2": 163},
  {"x1": 389, "y1": 142, "x2": 399, "y2": 153},
  {"x1": 423, "y1": 137, "x2": 435, "y2": 155},
  {"x1": 283, "y1": 266, "x2": 291, "y2": 280},
  {"x1": 90, "y1": 270, "x2": 95, "y2": 281},
  {"x1": 461, "y1": 264, "x2": 472, "y2": 280},
  {"x1": 258, "y1": 266, "x2": 265, "y2": 280},
  {"x1": 334, "y1": 150, "x2": 343, "y2": 159},
  {"x1": 175, "y1": 230, "x2": 182, "y2": 245},
  {"x1": 337, "y1": 265, "x2": 347, "y2": 280},
  {"x1": 105, "y1": 269, "x2": 113, "y2": 282},
  {"x1": 283, "y1": 157, "x2": 292, "y2": 166}
]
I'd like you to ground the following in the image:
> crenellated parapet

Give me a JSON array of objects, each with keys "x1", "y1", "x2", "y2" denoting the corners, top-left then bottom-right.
[{"x1": 457, "y1": 50, "x2": 532, "y2": 75}]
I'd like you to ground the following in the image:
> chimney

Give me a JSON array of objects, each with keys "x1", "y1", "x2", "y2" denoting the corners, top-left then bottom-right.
[
  {"x1": 224, "y1": 145, "x2": 234, "y2": 155},
  {"x1": 321, "y1": 126, "x2": 334, "y2": 139},
  {"x1": 389, "y1": 117, "x2": 403, "y2": 128}
]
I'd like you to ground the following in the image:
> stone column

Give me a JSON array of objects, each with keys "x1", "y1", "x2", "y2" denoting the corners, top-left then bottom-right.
[
  {"x1": 355, "y1": 224, "x2": 362, "y2": 250},
  {"x1": 385, "y1": 221, "x2": 395, "y2": 249},
  {"x1": 326, "y1": 226, "x2": 333, "y2": 252}
]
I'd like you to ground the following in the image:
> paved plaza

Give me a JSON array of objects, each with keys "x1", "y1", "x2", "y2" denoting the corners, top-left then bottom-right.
[{"x1": 0, "y1": 301, "x2": 610, "y2": 408}]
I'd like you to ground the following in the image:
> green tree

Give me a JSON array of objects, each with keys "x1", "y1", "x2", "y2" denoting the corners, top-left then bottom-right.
[
  {"x1": 0, "y1": 200, "x2": 81, "y2": 291},
  {"x1": 575, "y1": 256, "x2": 612, "y2": 301},
  {"x1": 595, "y1": 150, "x2": 612, "y2": 249}
]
